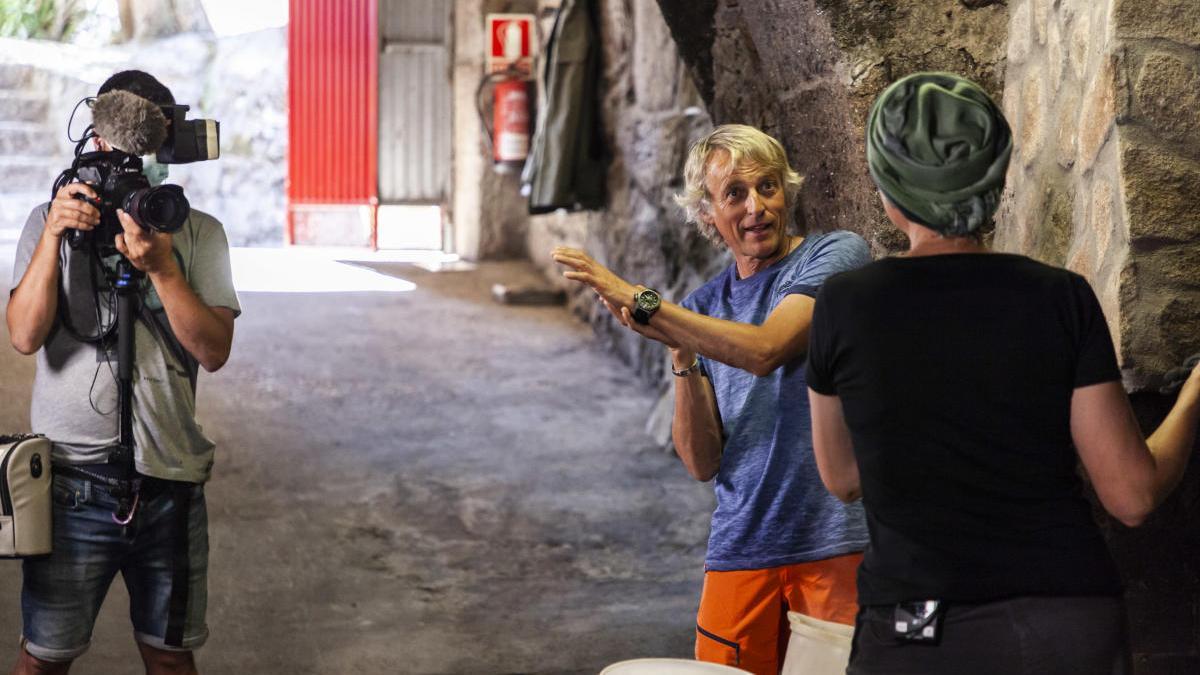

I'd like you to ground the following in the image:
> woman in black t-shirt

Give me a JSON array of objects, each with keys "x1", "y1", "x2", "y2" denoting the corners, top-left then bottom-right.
[{"x1": 805, "y1": 72, "x2": 1200, "y2": 675}]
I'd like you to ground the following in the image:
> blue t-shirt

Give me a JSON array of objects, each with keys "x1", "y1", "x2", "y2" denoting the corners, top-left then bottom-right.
[{"x1": 681, "y1": 230, "x2": 871, "y2": 571}]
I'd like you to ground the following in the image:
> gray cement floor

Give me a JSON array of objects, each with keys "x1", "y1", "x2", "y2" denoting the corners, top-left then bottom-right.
[{"x1": 0, "y1": 245, "x2": 714, "y2": 674}]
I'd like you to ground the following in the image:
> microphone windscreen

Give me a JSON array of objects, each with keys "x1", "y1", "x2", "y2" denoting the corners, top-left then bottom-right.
[{"x1": 91, "y1": 90, "x2": 168, "y2": 156}]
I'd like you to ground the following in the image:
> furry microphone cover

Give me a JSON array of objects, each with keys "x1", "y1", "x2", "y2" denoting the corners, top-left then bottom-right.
[{"x1": 90, "y1": 90, "x2": 168, "y2": 156}]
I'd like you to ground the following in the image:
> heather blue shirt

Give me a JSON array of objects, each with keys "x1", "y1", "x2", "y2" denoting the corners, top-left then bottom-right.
[{"x1": 682, "y1": 230, "x2": 871, "y2": 571}]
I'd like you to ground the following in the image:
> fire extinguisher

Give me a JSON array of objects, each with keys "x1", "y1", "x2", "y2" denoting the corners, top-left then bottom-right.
[{"x1": 477, "y1": 68, "x2": 531, "y2": 174}]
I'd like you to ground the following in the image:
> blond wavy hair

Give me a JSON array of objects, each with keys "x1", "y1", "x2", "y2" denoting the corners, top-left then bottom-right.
[{"x1": 674, "y1": 124, "x2": 804, "y2": 245}]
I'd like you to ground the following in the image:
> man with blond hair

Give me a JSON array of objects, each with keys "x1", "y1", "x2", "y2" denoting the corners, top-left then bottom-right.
[{"x1": 554, "y1": 124, "x2": 869, "y2": 674}]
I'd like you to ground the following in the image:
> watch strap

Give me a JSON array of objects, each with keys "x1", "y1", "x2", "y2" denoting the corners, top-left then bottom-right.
[
  {"x1": 672, "y1": 357, "x2": 701, "y2": 377},
  {"x1": 632, "y1": 288, "x2": 660, "y2": 325}
]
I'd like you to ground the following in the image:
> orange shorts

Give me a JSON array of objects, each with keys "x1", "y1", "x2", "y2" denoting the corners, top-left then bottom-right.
[{"x1": 695, "y1": 552, "x2": 862, "y2": 675}]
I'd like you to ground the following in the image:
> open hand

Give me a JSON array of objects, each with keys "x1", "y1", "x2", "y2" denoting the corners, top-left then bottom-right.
[{"x1": 552, "y1": 247, "x2": 638, "y2": 310}]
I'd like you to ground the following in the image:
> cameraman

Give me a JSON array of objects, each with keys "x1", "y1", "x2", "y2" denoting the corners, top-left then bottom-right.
[{"x1": 5, "y1": 70, "x2": 238, "y2": 675}]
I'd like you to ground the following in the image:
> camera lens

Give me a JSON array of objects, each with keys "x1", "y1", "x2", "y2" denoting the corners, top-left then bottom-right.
[{"x1": 124, "y1": 185, "x2": 189, "y2": 233}]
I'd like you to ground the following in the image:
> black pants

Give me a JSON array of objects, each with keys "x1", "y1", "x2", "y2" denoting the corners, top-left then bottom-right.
[{"x1": 848, "y1": 595, "x2": 1131, "y2": 675}]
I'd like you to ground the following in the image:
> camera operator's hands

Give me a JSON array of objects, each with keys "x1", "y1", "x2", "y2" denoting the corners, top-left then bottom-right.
[
  {"x1": 114, "y1": 209, "x2": 176, "y2": 277},
  {"x1": 45, "y1": 183, "x2": 100, "y2": 238}
]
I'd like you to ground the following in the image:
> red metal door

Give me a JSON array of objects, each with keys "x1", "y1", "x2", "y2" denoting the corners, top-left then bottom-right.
[{"x1": 287, "y1": 0, "x2": 379, "y2": 247}]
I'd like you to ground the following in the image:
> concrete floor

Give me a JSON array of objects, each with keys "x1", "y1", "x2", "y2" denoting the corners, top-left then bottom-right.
[{"x1": 0, "y1": 245, "x2": 714, "y2": 674}]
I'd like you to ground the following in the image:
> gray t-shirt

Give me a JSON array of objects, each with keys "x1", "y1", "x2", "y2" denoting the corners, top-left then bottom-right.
[{"x1": 12, "y1": 204, "x2": 240, "y2": 483}]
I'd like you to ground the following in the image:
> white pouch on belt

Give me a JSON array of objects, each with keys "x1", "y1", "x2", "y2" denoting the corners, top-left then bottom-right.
[{"x1": 0, "y1": 435, "x2": 52, "y2": 557}]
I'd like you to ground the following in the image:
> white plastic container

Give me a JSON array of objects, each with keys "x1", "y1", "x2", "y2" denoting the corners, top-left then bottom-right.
[
  {"x1": 600, "y1": 658, "x2": 752, "y2": 675},
  {"x1": 780, "y1": 612, "x2": 855, "y2": 675},
  {"x1": 0, "y1": 435, "x2": 52, "y2": 557}
]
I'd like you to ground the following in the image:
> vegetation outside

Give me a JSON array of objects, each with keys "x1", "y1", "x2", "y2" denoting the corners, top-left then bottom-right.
[{"x1": 0, "y1": 0, "x2": 85, "y2": 41}]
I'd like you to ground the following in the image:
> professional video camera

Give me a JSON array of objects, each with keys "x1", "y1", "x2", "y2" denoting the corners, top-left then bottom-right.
[
  {"x1": 51, "y1": 89, "x2": 220, "y2": 251},
  {"x1": 55, "y1": 151, "x2": 189, "y2": 250}
]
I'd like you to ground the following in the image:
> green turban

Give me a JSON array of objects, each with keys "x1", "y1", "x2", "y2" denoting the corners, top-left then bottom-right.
[{"x1": 866, "y1": 72, "x2": 1012, "y2": 236}]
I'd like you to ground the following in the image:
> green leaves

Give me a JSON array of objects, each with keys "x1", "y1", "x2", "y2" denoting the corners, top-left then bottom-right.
[{"x1": 0, "y1": 0, "x2": 84, "y2": 42}]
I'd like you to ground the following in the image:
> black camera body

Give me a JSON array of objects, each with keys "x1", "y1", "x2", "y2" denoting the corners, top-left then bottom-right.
[
  {"x1": 58, "y1": 151, "x2": 190, "y2": 251},
  {"x1": 156, "y1": 104, "x2": 219, "y2": 164}
]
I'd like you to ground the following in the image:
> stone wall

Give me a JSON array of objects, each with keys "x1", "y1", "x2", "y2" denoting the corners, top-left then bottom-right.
[
  {"x1": 179, "y1": 28, "x2": 287, "y2": 247},
  {"x1": 0, "y1": 31, "x2": 285, "y2": 246},
  {"x1": 1000, "y1": 1, "x2": 1200, "y2": 670},
  {"x1": 509, "y1": 1, "x2": 1200, "y2": 670},
  {"x1": 489, "y1": 0, "x2": 1200, "y2": 397},
  {"x1": 529, "y1": 0, "x2": 1011, "y2": 385},
  {"x1": 995, "y1": 0, "x2": 1124, "y2": 357},
  {"x1": 658, "y1": 0, "x2": 1010, "y2": 256},
  {"x1": 518, "y1": 0, "x2": 1005, "y2": 424},
  {"x1": 1000, "y1": 0, "x2": 1200, "y2": 389},
  {"x1": 524, "y1": 0, "x2": 718, "y2": 394},
  {"x1": 549, "y1": 0, "x2": 1199, "y2": 393}
]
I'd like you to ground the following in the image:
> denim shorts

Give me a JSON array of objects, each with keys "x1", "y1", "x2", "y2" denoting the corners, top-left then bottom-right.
[{"x1": 21, "y1": 473, "x2": 209, "y2": 662}]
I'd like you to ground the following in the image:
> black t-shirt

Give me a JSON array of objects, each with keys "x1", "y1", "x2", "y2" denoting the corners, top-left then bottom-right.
[{"x1": 806, "y1": 253, "x2": 1123, "y2": 605}]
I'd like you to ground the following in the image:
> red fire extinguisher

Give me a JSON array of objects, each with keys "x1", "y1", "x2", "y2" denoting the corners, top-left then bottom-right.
[{"x1": 477, "y1": 69, "x2": 531, "y2": 174}]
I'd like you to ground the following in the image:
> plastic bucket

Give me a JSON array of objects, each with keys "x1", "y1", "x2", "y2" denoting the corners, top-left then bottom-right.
[
  {"x1": 600, "y1": 658, "x2": 753, "y2": 674},
  {"x1": 780, "y1": 611, "x2": 855, "y2": 675}
]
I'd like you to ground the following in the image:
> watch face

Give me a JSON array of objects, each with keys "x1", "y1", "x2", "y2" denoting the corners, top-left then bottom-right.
[{"x1": 637, "y1": 290, "x2": 660, "y2": 311}]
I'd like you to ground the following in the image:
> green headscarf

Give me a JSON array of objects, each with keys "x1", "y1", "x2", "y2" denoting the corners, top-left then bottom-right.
[{"x1": 866, "y1": 72, "x2": 1012, "y2": 236}]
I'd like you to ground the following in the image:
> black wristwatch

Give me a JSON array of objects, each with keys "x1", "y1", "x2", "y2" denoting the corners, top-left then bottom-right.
[{"x1": 632, "y1": 287, "x2": 661, "y2": 325}]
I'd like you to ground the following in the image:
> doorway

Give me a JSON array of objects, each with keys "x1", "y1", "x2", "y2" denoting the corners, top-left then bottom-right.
[{"x1": 377, "y1": 0, "x2": 452, "y2": 249}]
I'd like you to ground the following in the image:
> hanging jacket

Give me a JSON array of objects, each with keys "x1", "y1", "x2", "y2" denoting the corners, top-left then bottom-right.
[{"x1": 522, "y1": 0, "x2": 606, "y2": 213}]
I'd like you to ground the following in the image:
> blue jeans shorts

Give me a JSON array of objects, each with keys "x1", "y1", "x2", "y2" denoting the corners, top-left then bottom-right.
[{"x1": 20, "y1": 473, "x2": 209, "y2": 662}]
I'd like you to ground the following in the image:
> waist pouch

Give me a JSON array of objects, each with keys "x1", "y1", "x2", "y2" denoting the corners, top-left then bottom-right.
[{"x1": 0, "y1": 435, "x2": 52, "y2": 557}]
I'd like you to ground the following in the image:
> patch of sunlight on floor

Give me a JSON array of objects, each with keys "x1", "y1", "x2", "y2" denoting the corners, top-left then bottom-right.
[{"x1": 231, "y1": 247, "x2": 458, "y2": 293}]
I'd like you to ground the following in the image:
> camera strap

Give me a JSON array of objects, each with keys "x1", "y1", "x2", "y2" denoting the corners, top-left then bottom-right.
[
  {"x1": 54, "y1": 242, "x2": 198, "y2": 390},
  {"x1": 140, "y1": 302, "x2": 199, "y2": 392},
  {"x1": 53, "y1": 232, "x2": 114, "y2": 346}
]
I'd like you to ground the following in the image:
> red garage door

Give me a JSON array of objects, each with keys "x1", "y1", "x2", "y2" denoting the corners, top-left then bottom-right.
[{"x1": 287, "y1": 0, "x2": 379, "y2": 247}]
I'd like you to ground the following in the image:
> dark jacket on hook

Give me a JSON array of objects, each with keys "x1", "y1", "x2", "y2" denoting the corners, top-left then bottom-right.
[{"x1": 522, "y1": 0, "x2": 606, "y2": 213}]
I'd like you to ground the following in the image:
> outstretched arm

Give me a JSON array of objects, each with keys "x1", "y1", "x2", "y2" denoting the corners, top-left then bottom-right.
[
  {"x1": 1071, "y1": 363, "x2": 1200, "y2": 527},
  {"x1": 651, "y1": 295, "x2": 814, "y2": 376},
  {"x1": 553, "y1": 247, "x2": 815, "y2": 375}
]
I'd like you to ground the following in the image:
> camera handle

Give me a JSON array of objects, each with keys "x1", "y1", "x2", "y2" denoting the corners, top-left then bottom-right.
[
  {"x1": 52, "y1": 254, "x2": 150, "y2": 526},
  {"x1": 107, "y1": 257, "x2": 143, "y2": 523}
]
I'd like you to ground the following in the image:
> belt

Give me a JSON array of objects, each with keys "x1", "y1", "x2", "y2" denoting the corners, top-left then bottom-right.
[
  {"x1": 53, "y1": 463, "x2": 191, "y2": 523},
  {"x1": 55, "y1": 464, "x2": 176, "y2": 496}
]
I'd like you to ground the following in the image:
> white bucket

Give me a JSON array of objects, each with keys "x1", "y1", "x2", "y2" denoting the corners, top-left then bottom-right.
[
  {"x1": 600, "y1": 658, "x2": 753, "y2": 675},
  {"x1": 780, "y1": 612, "x2": 855, "y2": 675}
]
